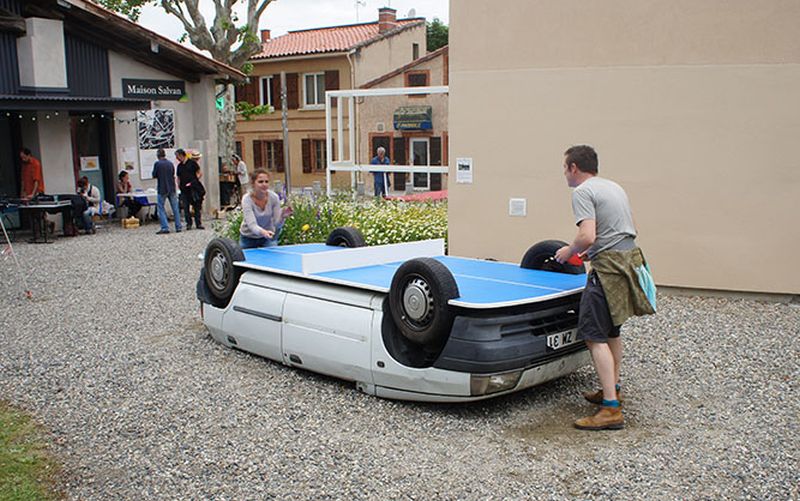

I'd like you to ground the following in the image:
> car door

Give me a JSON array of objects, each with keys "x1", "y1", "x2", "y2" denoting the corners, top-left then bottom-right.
[
  {"x1": 221, "y1": 281, "x2": 285, "y2": 363},
  {"x1": 281, "y1": 292, "x2": 374, "y2": 384}
]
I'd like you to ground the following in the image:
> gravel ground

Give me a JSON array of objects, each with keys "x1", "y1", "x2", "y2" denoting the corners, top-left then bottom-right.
[{"x1": 0, "y1": 223, "x2": 798, "y2": 500}]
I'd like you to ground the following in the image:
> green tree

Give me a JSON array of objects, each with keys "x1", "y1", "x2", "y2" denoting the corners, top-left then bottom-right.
[
  {"x1": 95, "y1": 0, "x2": 276, "y2": 160},
  {"x1": 426, "y1": 18, "x2": 448, "y2": 52}
]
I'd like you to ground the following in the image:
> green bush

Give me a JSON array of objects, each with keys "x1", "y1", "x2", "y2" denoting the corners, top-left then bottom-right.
[{"x1": 213, "y1": 194, "x2": 448, "y2": 247}]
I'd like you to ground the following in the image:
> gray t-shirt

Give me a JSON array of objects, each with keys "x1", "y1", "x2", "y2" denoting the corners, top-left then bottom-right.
[
  {"x1": 572, "y1": 176, "x2": 637, "y2": 259},
  {"x1": 239, "y1": 190, "x2": 281, "y2": 238}
]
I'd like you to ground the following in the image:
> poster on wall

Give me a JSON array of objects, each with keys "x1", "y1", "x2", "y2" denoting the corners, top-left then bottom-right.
[
  {"x1": 139, "y1": 148, "x2": 176, "y2": 180},
  {"x1": 120, "y1": 147, "x2": 138, "y2": 173},
  {"x1": 80, "y1": 156, "x2": 100, "y2": 171},
  {"x1": 137, "y1": 109, "x2": 175, "y2": 150},
  {"x1": 456, "y1": 157, "x2": 473, "y2": 184}
]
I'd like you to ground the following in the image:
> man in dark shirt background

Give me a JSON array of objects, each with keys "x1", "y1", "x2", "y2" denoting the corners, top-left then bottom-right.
[
  {"x1": 151, "y1": 148, "x2": 182, "y2": 234},
  {"x1": 176, "y1": 148, "x2": 204, "y2": 230}
]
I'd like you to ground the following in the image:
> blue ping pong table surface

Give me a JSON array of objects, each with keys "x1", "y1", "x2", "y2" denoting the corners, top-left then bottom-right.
[{"x1": 238, "y1": 243, "x2": 586, "y2": 309}]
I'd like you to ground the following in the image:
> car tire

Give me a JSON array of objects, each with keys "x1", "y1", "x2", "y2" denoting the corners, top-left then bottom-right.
[
  {"x1": 204, "y1": 237, "x2": 245, "y2": 308},
  {"x1": 389, "y1": 257, "x2": 459, "y2": 346},
  {"x1": 326, "y1": 226, "x2": 366, "y2": 247},
  {"x1": 520, "y1": 239, "x2": 586, "y2": 274}
]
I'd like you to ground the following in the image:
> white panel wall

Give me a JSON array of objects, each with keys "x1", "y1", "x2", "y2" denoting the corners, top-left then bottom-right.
[{"x1": 16, "y1": 18, "x2": 68, "y2": 89}]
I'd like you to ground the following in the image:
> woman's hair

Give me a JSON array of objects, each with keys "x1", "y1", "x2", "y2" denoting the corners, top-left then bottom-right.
[
  {"x1": 118, "y1": 171, "x2": 128, "y2": 181},
  {"x1": 251, "y1": 168, "x2": 270, "y2": 181}
]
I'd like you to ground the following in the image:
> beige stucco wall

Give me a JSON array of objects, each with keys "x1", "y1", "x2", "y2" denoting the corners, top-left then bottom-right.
[
  {"x1": 353, "y1": 24, "x2": 427, "y2": 86},
  {"x1": 237, "y1": 55, "x2": 353, "y2": 190},
  {"x1": 449, "y1": 0, "x2": 800, "y2": 294}
]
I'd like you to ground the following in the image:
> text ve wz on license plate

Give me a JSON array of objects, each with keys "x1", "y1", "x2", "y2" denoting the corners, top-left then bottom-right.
[{"x1": 546, "y1": 329, "x2": 579, "y2": 350}]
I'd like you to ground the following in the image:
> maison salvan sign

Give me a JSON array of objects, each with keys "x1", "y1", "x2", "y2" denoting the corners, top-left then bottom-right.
[{"x1": 122, "y1": 79, "x2": 187, "y2": 101}]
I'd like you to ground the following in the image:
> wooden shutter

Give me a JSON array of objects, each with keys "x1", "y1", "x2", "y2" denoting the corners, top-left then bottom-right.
[
  {"x1": 392, "y1": 137, "x2": 407, "y2": 190},
  {"x1": 237, "y1": 79, "x2": 258, "y2": 106},
  {"x1": 430, "y1": 137, "x2": 442, "y2": 191},
  {"x1": 253, "y1": 140, "x2": 263, "y2": 169},
  {"x1": 325, "y1": 70, "x2": 339, "y2": 108},
  {"x1": 301, "y1": 139, "x2": 311, "y2": 173},
  {"x1": 287, "y1": 73, "x2": 299, "y2": 109},
  {"x1": 271, "y1": 75, "x2": 281, "y2": 109},
  {"x1": 275, "y1": 140, "x2": 285, "y2": 173}
]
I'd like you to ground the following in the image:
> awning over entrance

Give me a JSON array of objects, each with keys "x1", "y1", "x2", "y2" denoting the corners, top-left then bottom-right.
[
  {"x1": 0, "y1": 94, "x2": 151, "y2": 111},
  {"x1": 393, "y1": 105, "x2": 433, "y2": 130}
]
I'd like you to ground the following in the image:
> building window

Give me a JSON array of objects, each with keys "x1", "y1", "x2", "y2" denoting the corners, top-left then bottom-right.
[
  {"x1": 253, "y1": 139, "x2": 284, "y2": 172},
  {"x1": 313, "y1": 139, "x2": 327, "y2": 172},
  {"x1": 412, "y1": 42, "x2": 419, "y2": 60},
  {"x1": 260, "y1": 76, "x2": 273, "y2": 106},
  {"x1": 405, "y1": 70, "x2": 430, "y2": 98},
  {"x1": 266, "y1": 141, "x2": 280, "y2": 171},
  {"x1": 235, "y1": 141, "x2": 243, "y2": 159},
  {"x1": 303, "y1": 72, "x2": 325, "y2": 107}
]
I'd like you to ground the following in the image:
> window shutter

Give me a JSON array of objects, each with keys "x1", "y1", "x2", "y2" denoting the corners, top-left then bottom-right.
[
  {"x1": 325, "y1": 70, "x2": 339, "y2": 108},
  {"x1": 275, "y1": 141, "x2": 285, "y2": 173},
  {"x1": 430, "y1": 137, "x2": 442, "y2": 166},
  {"x1": 271, "y1": 75, "x2": 281, "y2": 109},
  {"x1": 253, "y1": 140, "x2": 263, "y2": 169},
  {"x1": 392, "y1": 137, "x2": 407, "y2": 191},
  {"x1": 331, "y1": 138, "x2": 336, "y2": 162},
  {"x1": 302, "y1": 139, "x2": 311, "y2": 173},
  {"x1": 430, "y1": 137, "x2": 442, "y2": 191},
  {"x1": 237, "y1": 79, "x2": 258, "y2": 106},
  {"x1": 287, "y1": 73, "x2": 299, "y2": 109}
]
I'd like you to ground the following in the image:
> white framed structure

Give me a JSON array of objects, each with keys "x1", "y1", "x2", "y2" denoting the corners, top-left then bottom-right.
[{"x1": 324, "y1": 85, "x2": 449, "y2": 195}]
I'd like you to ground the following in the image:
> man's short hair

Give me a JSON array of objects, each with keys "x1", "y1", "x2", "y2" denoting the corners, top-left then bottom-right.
[
  {"x1": 156, "y1": 148, "x2": 166, "y2": 158},
  {"x1": 20, "y1": 147, "x2": 31, "y2": 156},
  {"x1": 564, "y1": 145, "x2": 598, "y2": 174},
  {"x1": 377, "y1": 146, "x2": 386, "y2": 155},
  {"x1": 175, "y1": 148, "x2": 186, "y2": 157}
]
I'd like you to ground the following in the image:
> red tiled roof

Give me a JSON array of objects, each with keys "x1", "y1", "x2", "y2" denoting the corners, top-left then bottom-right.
[{"x1": 253, "y1": 19, "x2": 424, "y2": 60}]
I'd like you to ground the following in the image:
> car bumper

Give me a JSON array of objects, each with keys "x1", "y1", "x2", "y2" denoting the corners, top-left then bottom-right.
[{"x1": 370, "y1": 348, "x2": 591, "y2": 403}]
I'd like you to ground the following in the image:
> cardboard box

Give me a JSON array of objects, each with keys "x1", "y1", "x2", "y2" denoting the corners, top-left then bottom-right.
[{"x1": 122, "y1": 217, "x2": 140, "y2": 229}]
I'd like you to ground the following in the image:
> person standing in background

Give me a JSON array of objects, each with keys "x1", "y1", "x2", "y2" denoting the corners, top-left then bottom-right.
[
  {"x1": 152, "y1": 148, "x2": 182, "y2": 235},
  {"x1": 370, "y1": 147, "x2": 391, "y2": 197},
  {"x1": 176, "y1": 149, "x2": 204, "y2": 230},
  {"x1": 232, "y1": 153, "x2": 249, "y2": 199},
  {"x1": 19, "y1": 148, "x2": 45, "y2": 199}
]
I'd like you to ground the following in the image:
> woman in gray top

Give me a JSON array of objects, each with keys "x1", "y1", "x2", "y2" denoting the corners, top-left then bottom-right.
[{"x1": 239, "y1": 168, "x2": 282, "y2": 249}]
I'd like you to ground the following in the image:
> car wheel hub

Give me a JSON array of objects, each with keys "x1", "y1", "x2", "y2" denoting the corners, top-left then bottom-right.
[
  {"x1": 210, "y1": 252, "x2": 227, "y2": 286},
  {"x1": 403, "y1": 278, "x2": 432, "y2": 322}
]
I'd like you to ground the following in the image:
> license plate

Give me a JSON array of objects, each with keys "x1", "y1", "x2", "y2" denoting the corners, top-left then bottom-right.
[{"x1": 546, "y1": 329, "x2": 579, "y2": 350}]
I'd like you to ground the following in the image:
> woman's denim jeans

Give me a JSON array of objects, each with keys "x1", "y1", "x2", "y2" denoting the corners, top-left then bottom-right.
[{"x1": 240, "y1": 234, "x2": 278, "y2": 249}]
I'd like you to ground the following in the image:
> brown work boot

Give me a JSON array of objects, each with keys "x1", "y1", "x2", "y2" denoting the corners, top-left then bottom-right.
[
  {"x1": 583, "y1": 388, "x2": 624, "y2": 405},
  {"x1": 574, "y1": 406, "x2": 625, "y2": 431}
]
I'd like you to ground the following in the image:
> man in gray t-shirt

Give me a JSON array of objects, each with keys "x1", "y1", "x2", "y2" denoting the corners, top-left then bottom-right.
[{"x1": 554, "y1": 145, "x2": 636, "y2": 431}]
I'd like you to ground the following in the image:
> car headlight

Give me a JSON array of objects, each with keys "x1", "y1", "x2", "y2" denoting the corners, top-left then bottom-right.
[{"x1": 470, "y1": 371, "x2": 522, "y2": 396}]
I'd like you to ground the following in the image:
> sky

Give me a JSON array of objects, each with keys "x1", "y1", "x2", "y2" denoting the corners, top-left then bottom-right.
[{"x1": 137, "y1": 0, "x2": 449, "y2": 53}]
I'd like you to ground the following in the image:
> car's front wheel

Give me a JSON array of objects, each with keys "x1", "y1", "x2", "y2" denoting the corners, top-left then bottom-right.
[{"x1": 389, "y1": 258, "x2": 459, "y2": 347}]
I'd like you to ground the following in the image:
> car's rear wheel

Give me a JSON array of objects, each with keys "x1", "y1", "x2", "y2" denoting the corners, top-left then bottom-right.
[
  {"x1": 204, "y1": 237, "x2": 245, "y2": 308},
  {"x1": 520, "y1": 239, "x2": 586, "y2": 274},
  {"x1": 389, "y1": 258, "x2": 459, "y2": 347},
  {"x1": 326, "y1": 226, "x2": 366, "y2": 247}
]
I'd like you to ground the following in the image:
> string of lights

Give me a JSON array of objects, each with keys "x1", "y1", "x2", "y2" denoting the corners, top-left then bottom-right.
[{"x1": 2, "y1": 111, "x2": 138, "y2": 124}]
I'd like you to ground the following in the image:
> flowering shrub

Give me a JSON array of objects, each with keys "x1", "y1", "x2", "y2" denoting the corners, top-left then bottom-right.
[{"x1": 213, "y1": 194, "x2": 448, "y2": 247}]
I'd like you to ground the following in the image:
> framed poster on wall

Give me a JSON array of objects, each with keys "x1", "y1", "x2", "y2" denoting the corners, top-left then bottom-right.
[{"x1": 137, "y1": 109, "x2": 175, "y2": 150}]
